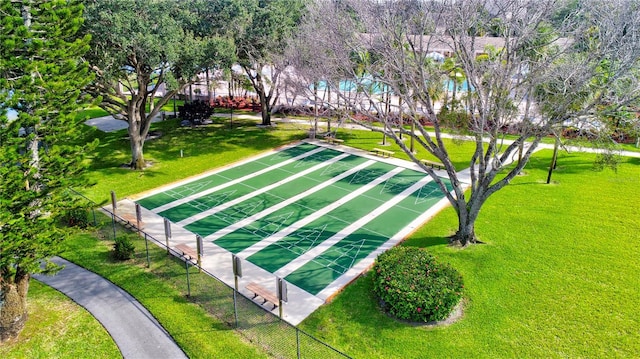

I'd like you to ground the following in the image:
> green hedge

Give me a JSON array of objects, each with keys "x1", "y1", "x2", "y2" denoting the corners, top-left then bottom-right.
[{"x1": 372, "y1": 246, "x2": 464, "y2": 322}]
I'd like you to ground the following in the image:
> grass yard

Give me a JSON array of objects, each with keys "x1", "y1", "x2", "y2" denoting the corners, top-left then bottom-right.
[
  {"x1": 78, "y1": 117, "x2": 308, "y2": 204},
  {"x1": 333, "y1": 126, "x2": 476, "y2": 170},
  {"x1": 299, "y1": 150, "x2": 640, "y2": 358},
  {"x1": 0, "y1": 281, "x2": 119, "y2": 359},
  {"x1": 77, "y1": 116, "x2": 477, "y2": 204},
  {"x1": 22, "y1": 112, "x2": 638, "y2": 358}
]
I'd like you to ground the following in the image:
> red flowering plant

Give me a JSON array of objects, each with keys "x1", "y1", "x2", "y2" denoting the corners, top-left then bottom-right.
[{"x1": 372, "y1": 246, "x2": 464, "y2": 322}]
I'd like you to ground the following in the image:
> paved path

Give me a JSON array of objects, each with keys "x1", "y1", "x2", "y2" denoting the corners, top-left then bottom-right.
[
  {"x1": 34, "y1": 257, "x2": 187, "y2": 359},
  {"x1": 84, "y1": 114, "x2": 164, "y2": 132}
]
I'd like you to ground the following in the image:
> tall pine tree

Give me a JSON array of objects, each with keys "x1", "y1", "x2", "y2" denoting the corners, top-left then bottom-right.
[{"x1": 0, "y1": 0, "x2": 93, "y2": 342}]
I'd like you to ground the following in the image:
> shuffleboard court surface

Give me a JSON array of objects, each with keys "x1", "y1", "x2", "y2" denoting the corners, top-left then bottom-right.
[
  {"x1": 135, "y1": 142, "x2": 452, "y2": 302},
  {"x1": 183, "y1": 155, "x2": 370, "y2": 237},
  {"x1": 157, "y1": 148, "x2": 345, "y2": 222},
  {"x1": 210, "y1": 161, "x2": 397, "y2": 253},
  {"x1": 244, "y1": 167, "x2": 428, "y2": 273},
  {"x1": 284, "y1": 179, "x2": 451, "y2": 295},
  {"x1": 136, "y1": 142, "x2": 320, "y2": 210}
]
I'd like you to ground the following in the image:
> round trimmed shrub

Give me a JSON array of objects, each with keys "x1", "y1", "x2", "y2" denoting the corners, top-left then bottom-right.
[
  {"x1": 62, "y1": 207, "x2": 90, "y2": 228},
  {"x1": 113, "y1": 236, "x2": 135, "y2": 260},
  {"x1": 372, "y1": 246, "x2": 464, "y2": 323}
]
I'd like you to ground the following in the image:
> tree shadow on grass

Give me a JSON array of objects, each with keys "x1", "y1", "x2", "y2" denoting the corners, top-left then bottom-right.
[
  {"x1": 153, "y1": 125, "x2": 303, "y2": 163},
  {"x1": 402, "y1": 236, "x2": 449, "y2": 248},
  {"x1": 82, "y1": 118, "x2": 307, "y2": 171},
  {"x1": 625, "y1": 156, "x2": 640, "y2": 166},
  {"x1": 503, "y1": 150, "x2": 623, "y2": 186}
]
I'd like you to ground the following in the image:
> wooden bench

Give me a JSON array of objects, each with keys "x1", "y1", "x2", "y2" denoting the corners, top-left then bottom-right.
[
  {"x1": 120, "y1": 213, "x2": 144, "y2": 229},
  {"x1": 246, "y1": 282, "x2": 279, "y2": 309},
  {"x1": 175, "y1": 243, "x2": 198, "y2": 263},
  {"x1": 420, "y1": 159, "x2": 445, "y2": 170},
  {"x1": 371, "y1": 148, "x2": 395, "y2": 158}
]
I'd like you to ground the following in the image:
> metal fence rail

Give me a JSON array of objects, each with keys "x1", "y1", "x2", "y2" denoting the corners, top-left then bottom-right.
[{"x1": 68, "y1": 188, "x2": 350, "y2": 359}]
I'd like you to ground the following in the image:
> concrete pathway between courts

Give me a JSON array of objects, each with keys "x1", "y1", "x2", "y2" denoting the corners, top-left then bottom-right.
[{"x1": 33, "y1": 257, "x2": 187, "y2": 359}]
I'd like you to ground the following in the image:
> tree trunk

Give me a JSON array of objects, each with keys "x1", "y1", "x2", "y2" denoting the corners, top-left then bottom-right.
[
  {"x1": 130, "y1": 136, "x2": 145, "y2": 170},
  {"x1": 0, "y1": 273, "x2": 30, "y2": 343},
  {"x1": 398, "y1": 96, "x2": 403, "y2": 139},
  {"x1": 452, "y1": 223, "x2": 476, "y2": 247},
  {"x1": 313, "y1": 81, "x2": 318, "y2": 133},
  {"x1": 410, "y1": 117, "x2": 415, "y2": 153},
  {"x1": 451, "y1": 207, "x2": 479, "y2": 247},
  {"x1": 451, "y1": 78, "x2": 458, "y2": 109},
  {"x1": 205, "y1": 68, "x2": 212, "y2": 104},
  {"x1": 260, "y1": 90, "x2": 271, "y2": 126},
  {"x1": 253, "y1": 71, "x2": 271, "y2": 127},
  {"x1": 546, "y1": 137, "x2": 559, "y2": 184},
  {"x1": 128, "y1": 109, "x2": 147, "y2": 170}
]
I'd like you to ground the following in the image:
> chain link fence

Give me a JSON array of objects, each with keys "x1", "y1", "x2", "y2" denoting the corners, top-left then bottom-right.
[{"x1": 69, "y1": 189, "x2": 351, "y2": 359}]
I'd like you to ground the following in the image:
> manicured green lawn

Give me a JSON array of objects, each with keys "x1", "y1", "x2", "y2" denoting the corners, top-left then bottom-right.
[
  {"x1": 75, "y1": 106, "x2": 110, "y2": 121},
  {"x1": 299, "y1": 150, "x2": 640, "y2": 358},
  {"x1": 335, "y1": 126, "x2": 476, "y2": 170},
  {"x1": 26, "y1": 113, "x2": 638, "y2": 358},
  {"x1": 79, "y1": 117, "x2": 307, "y2": 204},
  {"x1": 0, "y1": 281, "x2": 119, "y2": 359}
]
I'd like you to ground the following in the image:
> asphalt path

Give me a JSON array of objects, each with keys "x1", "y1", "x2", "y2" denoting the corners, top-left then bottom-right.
[{"x1": 34, "y1": 257, "x2": 187, "y2": 359}]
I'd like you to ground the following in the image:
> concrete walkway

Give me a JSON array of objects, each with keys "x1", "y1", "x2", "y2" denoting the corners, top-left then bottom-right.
[
  {"x1": 33, "y1": 257, "x2": 187, "y2": 359},
  {"x1": 84, "y1": 114, "x2": 165, "y2": 133}
]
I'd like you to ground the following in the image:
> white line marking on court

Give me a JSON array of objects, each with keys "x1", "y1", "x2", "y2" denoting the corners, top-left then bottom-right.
[
  {"x1": 151, "y1": 146, "x2": 327, "y2": 214},
  {"x1": 176, "y1": 152, "x2": 352, "y2": 227},
  {"x1": 273, "y1": 174, "x2": 435, "y2": 278},
  {"x1": 234, "y1": 165, "x2": 405, "y2": 258},
  {"x1": 204, "y1": 159, "x2": 378, "y2": 242}
]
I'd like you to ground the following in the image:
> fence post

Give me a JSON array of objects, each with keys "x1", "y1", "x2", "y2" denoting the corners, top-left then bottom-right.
[
  {"x1": 110, "y1": 191, "x2": 117, "y2": 240},
  {"x1": 110, "y1": 190, "x2": 117, "y2": 215},
  {"x1": 185, "y1": 259, "x2": 191, "y2": 297},
  {"x1": 296, "y1": 328, "x2": 301, "y2": 359},
  {"x1": 164, "y1": 217, "x2": 171, "y2": 255},
  {"x1": 111, "y1": 212, "x2": 117, "y2": 240},
  {"x1": 232, "y1": 254, "x2": 242, "y2": 328},
  {"x1": 135, "y1": 203, "x2": 142, "y2": 237},
  {"x1": 196, "y1": 234, "x2": 203, "y2": 272},
  {"x1": 277, "y1": 277, "x2": 287, "y2": 319},
  {"x1": 91, "y1": 207, "x2": 97, "y2": 226},
  {"x1": 144, "y1": 233, "x2": 150, "y2": 268}
]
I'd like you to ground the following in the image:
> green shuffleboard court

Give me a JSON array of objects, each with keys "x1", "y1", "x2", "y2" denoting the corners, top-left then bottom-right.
[{"x1": 136, "y1": 142, "x2": 451, "y2": 297}]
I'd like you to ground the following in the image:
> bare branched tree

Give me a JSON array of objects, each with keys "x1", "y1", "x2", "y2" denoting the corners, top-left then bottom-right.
[{"x1": 292, "y1": 0, "x2": 640, "y2": 246}]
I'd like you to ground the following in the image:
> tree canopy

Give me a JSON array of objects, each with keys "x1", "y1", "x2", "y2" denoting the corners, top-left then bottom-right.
[
  {"x1": 294, "y1": 0, "x2": 640, "y2": 246},
  {"x1": 235, "y1": 0, "x2": 305, "y2": 126},
  {"x1": 0, "y1": 0, "x2": 94, "y2": 341},
  {"x1": 82, "y1": 0, "x2": 235, "y2": 169}
]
